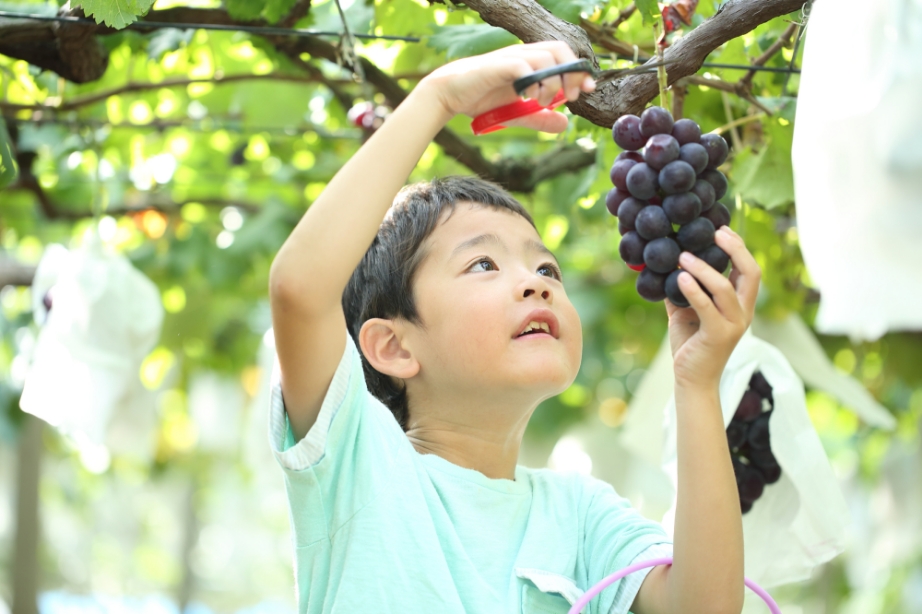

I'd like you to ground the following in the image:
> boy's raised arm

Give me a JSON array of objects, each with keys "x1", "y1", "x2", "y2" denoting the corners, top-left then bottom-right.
[
  {"x1": 268, "y1": 43, "x2": 595, "y2": 441},
  {"x1": 632, "y1": 229, "x2": 760, "y2": 614}
]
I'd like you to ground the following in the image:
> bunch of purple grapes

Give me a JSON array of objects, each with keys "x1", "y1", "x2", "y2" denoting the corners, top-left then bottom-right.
[
  {"x1": 607, "y1": 106, "x2": 732, "y2": 307},
  {"x1": 726, "y1": 371, "x2": 781, "y2": 514}
]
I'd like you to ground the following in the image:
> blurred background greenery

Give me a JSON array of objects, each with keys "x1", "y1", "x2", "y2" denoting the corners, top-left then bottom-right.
[{"x1": 1, "y1": 0, "x2": 921, "y2": 613}]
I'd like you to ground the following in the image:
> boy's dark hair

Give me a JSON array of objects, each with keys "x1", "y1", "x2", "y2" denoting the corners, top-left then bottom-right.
[{"x1": 342, "y1": 176, "x2": 536, "y2": 431}]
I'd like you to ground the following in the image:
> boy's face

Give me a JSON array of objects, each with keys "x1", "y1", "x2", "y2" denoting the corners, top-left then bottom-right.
[{"x1": 405, "y1": 204, "x2": 582, "y2": 411}]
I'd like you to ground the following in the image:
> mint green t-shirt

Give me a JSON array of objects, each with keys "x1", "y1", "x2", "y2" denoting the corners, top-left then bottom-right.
[{"x1": 269, "y1": 333, "x2": 672, "y2": 613}]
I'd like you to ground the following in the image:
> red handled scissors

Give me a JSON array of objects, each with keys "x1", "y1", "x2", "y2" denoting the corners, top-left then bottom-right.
[{"x1": 471, "y1": 58, "x2": 672, "y2": 135}]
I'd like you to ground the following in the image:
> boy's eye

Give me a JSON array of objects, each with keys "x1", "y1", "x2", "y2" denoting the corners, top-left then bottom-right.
[
  {"x1": 539, "y1": 263, "x2": 562, "y2": 280},
  {"x1": 470, "y1": 258, "x2": 496, "y2": 272}
]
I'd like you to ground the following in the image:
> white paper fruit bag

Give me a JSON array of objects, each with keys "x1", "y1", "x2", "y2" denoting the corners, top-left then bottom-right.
[
  {"x1": 792, "y1": 0, "x2": 922, "y2": 340},
  {"x1": 660, "y1": 330, "x2": 849, "y2": 588},
  {"x1": 20, "y1": 232, "x2": 164, "y2": 445}
]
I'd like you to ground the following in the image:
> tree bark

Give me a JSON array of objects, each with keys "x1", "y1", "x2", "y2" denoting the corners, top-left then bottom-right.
[{"x1": 11, "y1": 415, "x2": 43, "y2": 614}]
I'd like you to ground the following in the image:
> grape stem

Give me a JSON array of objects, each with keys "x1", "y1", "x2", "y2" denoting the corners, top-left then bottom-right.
[{"x1": 654, "y1": 21, "x2": 669, "y2": 110}]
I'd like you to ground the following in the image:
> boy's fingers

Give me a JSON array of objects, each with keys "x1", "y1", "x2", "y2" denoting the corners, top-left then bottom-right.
[
  {"x1": 677, "y1": 271, "x2": 721, "y2": 325},
  {"x1": 520, "y1": 40, "x2": 579, "y2": 64},
  {"x1": 501, "y1": 48, "x2": 564, "y2": 104},
  {"x1": 503, "y1": 109, "x2": 568, "y2": 133},
  {"x1": 537, "y1": 76, "x2": 564, "y2": 105},
  {"x1": 495, "y1": 44, "x2": 583, "y2": 102},
  {"x1": 678, "y1": 251, "x2": 743, "y2": 324},
  {"x1": 714, "y1": 228, "x2": 761, "y2": 316}
]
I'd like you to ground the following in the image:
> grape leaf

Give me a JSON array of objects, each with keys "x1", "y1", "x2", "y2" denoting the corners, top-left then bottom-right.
[
  {"x1": 79, "y1": 0, "x2": 155, "y2": 29},
  {"x1": 264, "y1": 0, "x2": 298, "y2": 23},
  {"x1": 225, "y1": 0, "x2": 266, "y2": 21},
  {"x1": 427, "y1": 24, "x2": 519, "y2": 60},
  {"x1": 537, "y1": 0, "x2": 604, "y2": 24},
  {"x1": 0, "y1": 118, "x2": 17, "y2": 190},
  {"x1": 730, "y1": 120, "x2": 794, "y2": 209},
  {"x1": 635, "y1": 0, "x2": 659, "y2": 25}
]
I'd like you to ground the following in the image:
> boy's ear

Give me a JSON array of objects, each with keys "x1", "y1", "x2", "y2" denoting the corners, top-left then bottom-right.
[{"x1": 358, "y1": 318, "x2": 420, "y2": 380}]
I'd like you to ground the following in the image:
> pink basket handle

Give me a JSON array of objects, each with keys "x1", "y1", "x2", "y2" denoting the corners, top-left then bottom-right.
[{"x1": 567, "y1": 557, "x2": 782, "y2": 614}]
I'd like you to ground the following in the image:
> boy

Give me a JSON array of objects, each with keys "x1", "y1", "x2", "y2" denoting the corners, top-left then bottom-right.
[{"x1": 268, "y1": 42, "x2": 758, "y2": 613}]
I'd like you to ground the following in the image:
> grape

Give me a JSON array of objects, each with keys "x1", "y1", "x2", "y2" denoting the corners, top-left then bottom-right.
[
  {"x1": 636, "y1": 268, "x2": 668, "y2": 302},
  {"x1": 747, "y1": 412, "x2": 772, "y2": 450},
  {"x1": 610, "y1": 158, "x2": 638, "y2": 191},
  {"x1": 616, "y1": 197, "x2": 647, "y2": 229},
  {"x1": 748, "y1": 446, "x2": 778, "y2": 472},
  {"x1": 700, "y1": 169, "x2": 728, "y2": 200},
  {"x1": 697, "y1": 244, "x2": 730, "y2": 273},
  {"x1": 701, "y1": 201, "x2": 731, "y2": 229},
  {"x1": 756, "y1": 463, "x2": 781, "y2": 485},
  {"x1": 648, "y1": 194, "x2": 663, "y2": 206},
  {"x1": 678, "y1": 142, "x2": 709, "y2": 174},
  {"x1": 618, "y1": 220, "x2": 631, "y2": 236},
  {"x1": 634, "y1": 205, "x2": 672, "y2": 240},
  {"x1": 640, "y1": 106, "x2": 675, "y2": 138},
  {"x1": 626, "y1": 163, "x2": 660, "y2": 200},
  {"x1": 738, "y1": 464, "x2": 766, "y2": 503},
  {"x1": 643, "y1": 237, "x2": 681, "y2": 273},
  {"x1": 643, "y1": 134, "x2": 680, "y2": 170},
  {"x1": 734, "y1": 390, "x2": 762, "y2": 422},
  {"x1": 662, "y1": 192, "x2": 702, "y2": 225},
  {"x1": 726, "y1": 419, "x2": 748, "y2": 449},
  {"x1": 612, "y1": 114, "x2": 646, "y2": 151},
  {"x1": 618, "y1": 231, "x2": 647, "y2": 265},
  {"x1": 690, "y1": 179, "x2": 716, "y2": 211},
  {"x1": 677, "y1": 217, "x2": 716, "y2": 252},
  {"x1": 616, "y1": 150, "x2": 644, "y2": 163},
  {"x1": 700, "y1": 133, "x2": 729, "y2": 169},
  {"x1": 658, "y1": 160, "x2": 696, "y2": 195},
  {"x1": 740, "y1": 499, "x2": 753, "y2": 514},
  {"x1": 671, "y1": 118, "x2": 702, "y2": 145},
  {"x1": 606, "y1": 188, "x2": 630, "y2": 216},
  {"x1": 664, "y1": 270, "x2": 690, "y2": 308},
  {"x1": 749, "y1": 371, "x2": 773, "y2": 402}
]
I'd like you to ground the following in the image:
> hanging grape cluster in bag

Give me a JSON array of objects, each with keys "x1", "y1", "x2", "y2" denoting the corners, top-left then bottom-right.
[{"x1": 606, "y1": 106, "x2": 732, "y2": 307}]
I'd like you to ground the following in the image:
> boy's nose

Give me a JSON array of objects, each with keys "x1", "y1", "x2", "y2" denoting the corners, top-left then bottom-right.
[
  {"x1": 523, "y1": 288, "x2": 551, "y2": 300},
  {"x1": 523, "y1": 281, "x2": 552, "y2": 301}
]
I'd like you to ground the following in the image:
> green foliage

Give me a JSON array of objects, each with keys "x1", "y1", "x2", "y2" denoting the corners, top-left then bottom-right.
[
  {"x1": 225, "y1": 0, "x2": 267, "y2": 21},
  {"x1": 79, "y1": 0, "x2": 156, "y2": 29},
  {"x1": 0, "y1": 117, "x2": 17, "y2": 189},
  {"x1": 537, "y1": 0, "x2": 605, "y2": 23},
  {"x1": 731, "y1": 119, "x2": 795, "y2": 209},
  {"x1": 145, "y1": 28, "x2": 195, "y2": 60},
  {"x1": 634, "y1": 0, "x2": 659, "y2": 25},
  {"x1": 427, "y1": 23, "x2": 519, "y2": 59},
  {"x1": 224, "y1": 0, "x2": 300, "y2": 23}
]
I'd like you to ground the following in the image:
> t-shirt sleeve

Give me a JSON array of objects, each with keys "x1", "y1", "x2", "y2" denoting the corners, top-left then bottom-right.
[
  {"x1": 267, "y1": 330, "x2": 407, "y2": 546},
  {"x1": 581, "y1": 479, "x2": 674, "y2": 614}
]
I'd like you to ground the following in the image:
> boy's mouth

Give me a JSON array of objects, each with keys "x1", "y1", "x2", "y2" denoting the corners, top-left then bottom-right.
[{"x1": 514, "y1": 309, "x2": 559, "y2": 339}]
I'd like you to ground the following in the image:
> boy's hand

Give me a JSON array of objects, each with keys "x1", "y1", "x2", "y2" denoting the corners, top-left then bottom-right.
[
  {"x1": 419, "y1": 42, "x2": 596, "y2": 133},
  {"x1": 666, "y1": 226, "x2": 761, "y2": 391}
]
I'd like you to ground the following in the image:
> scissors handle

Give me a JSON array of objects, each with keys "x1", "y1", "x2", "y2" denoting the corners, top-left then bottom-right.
[{"x1": 512, "y1": 59, "x2": 594, "y2": 96}]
